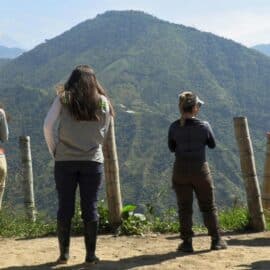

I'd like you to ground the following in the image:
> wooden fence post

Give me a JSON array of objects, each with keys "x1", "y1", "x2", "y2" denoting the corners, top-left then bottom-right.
[
  {"x1": 263, "y1": 135, "x2": 270, "y2": 210},
  {"x1": 19, "y1": 136, "x2": 36, "y2": 222},
  {"x1": 233, "y1": 117, "x2": 265, "y2": 231},
  {"x1": 103, "y1": 117, "x2": 122, "y2": 229}
]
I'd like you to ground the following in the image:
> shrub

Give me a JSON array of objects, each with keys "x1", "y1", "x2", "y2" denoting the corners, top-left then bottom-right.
[
  {"x1": 0, "y1": 207, "x2": 56, "y2": 238},
  {"x1": 218, "y1": 207, "x2": 249, "y2": 231}
]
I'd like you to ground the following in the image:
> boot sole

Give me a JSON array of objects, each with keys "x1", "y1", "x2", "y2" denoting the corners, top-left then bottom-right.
[
  {"x1": 211, "y1": 245, "x2": 227, "y2": 250},
  {"x1": 56, "y1": 259, "x2": 68, "y2": 264},
  {"x1": 85, "y1": 259, "x2": 99, "y2": 265}
]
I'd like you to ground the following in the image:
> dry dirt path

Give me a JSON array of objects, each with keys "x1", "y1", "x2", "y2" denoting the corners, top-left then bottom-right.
[{"x1": 0, "y1": 232, "x2": 270, "y2": 270}]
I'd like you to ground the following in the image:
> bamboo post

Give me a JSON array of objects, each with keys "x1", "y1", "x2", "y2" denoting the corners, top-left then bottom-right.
[
  {"x1": 233, "y1": 117, "x2": 265, "y2": 231},
  {"x1": 19, "y1": 136, "x2": 36, "y2": 222},
  {"x1": 262, "y1": 135, "x2": 270, "y2": 210},
  {"x1": 103, "y1": 117, "x2": 122, "y2": 229}
]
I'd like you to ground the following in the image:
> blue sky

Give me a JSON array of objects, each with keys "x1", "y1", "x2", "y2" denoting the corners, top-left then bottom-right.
[{"x1": 1, "y1": 0, "x2": 270, "y2": 49}]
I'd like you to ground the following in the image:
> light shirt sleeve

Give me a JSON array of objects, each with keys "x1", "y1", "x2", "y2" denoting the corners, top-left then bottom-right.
[
  {"x1": 0, "y1": 109, "x2": 9, "y2": 142},
  {"x1": 43, "y1": 96, "x2": 62, "y2": 157},
  {"x1": 100, "y1": 95, "x2": 111, "y2": 138}
]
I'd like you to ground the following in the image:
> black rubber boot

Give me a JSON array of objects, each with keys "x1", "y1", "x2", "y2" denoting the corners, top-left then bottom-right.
[
  {"x1": 56, "y1": 220, "x2": 71, "y2": 264},
  {"x1": 177, "y1": 238, "x2": 194, "y2": 253},
  {"x1": 84, "y1": 221, "x2": 100, "y2": 264},
  {"x1": 211, "y1": 236, "x2": 227, "y2": 250}
]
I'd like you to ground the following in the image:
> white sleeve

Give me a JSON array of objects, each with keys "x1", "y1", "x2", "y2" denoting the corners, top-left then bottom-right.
[
  {"x1": 100, "y1": 95, "x2": 111, "y2": 136},
  {"x1": 0, "y1": 109, "x2": 9, "y2": 142},
  {"x1": 43, "y1": 96, "x2": 61, "y2": 158}
]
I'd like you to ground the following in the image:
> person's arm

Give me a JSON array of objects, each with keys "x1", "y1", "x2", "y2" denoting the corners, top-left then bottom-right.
[
  {"x1": 0, "y1": 109, "x2": 8, "y2": 142},
  {"x1": 168, "y1": 125, "x2": 176, "y2": 152},
  {"x1": 205, "y1": 121, "x2": 216, "y2": 149},
  {"x1": 43, "y1": 96, "x2": 61, "y2": 157},
  {"x1": 100, "y1": 96, "x2": 111, "y2": 138}
]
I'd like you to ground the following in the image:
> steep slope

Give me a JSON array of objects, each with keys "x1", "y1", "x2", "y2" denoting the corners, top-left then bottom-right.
[
  {"x1": 0, "y1": 58, "x2": 10, "y2": 69},
  {"x1": 1, "y1": 11, "x2": 270, "y2": 214}
]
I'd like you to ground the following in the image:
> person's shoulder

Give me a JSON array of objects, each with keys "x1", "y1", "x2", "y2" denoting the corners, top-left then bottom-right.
[
  {"x1": 192, "y1": 118, "x2": 208, "y2": 127},
  {"x1": 198, "y1": 119, "x2": 212, "y2": 130},
  {"x1": 100, "y1": 95, "x2": 108, "y2": 103},
  {"x1": 169, "y1": 119, "x2": 180, "y2": 129},
  {"x1": 99, "y1": 95, "x2": 109, "y2": 112},
  {"x1": 0, "y1": 109, "x2": 6, "y2": 118}
]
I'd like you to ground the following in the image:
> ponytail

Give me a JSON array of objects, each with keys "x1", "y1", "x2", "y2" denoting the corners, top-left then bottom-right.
[
  {"x1": 179, "y1": 117, "x2": 185, "y2": 127},
  {"x1": 178, "y1": 91, "x2": 196, "y2": 126}
]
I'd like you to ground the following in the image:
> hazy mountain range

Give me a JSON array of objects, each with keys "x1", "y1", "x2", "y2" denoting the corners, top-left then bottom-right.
[
  {"x1": 252, "y1": 44, "x2": 270, "y2": 57},
  {"x1": 0, "y1": 45, "x2": 24, "y2": 59},
  {"x1": 1, "y1": 11, "x2": 270, "y2": 215}
]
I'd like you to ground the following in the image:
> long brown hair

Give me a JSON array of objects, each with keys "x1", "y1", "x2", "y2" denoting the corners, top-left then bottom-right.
[{"x1": 57, "y1": 65, "x2": 115, "y2": 121}]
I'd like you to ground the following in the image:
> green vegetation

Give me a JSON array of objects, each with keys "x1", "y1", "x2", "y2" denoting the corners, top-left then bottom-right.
[
  {"x1": 1, "y1": 11, "x2": 270, "y2": 215},
  {"x1": 1, "y1": 203, "x2": 265, "y2": 238},
  {"x1": 219, "y1": 207, "x2": 250, "y2": 231},
  {"x1": 0, "y1": 208, "x2": 56, "y2": 238}
]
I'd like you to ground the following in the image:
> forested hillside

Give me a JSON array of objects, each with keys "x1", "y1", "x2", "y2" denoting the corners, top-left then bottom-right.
[
  {"x1": 1, "y1": 11, "x2": 270, "y2": 215},
  {"x1": 0, "y1": 59, "x2": 10, "y2": 69}
]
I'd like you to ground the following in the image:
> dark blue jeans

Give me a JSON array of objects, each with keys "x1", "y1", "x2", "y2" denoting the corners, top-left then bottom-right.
[{"x1": 54, "y1": 161, "x2": 103, "y2": 224}]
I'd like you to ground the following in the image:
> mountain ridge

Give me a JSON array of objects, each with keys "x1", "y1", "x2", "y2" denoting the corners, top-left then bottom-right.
[
  {"x1": 1, "y1": 10, "x2": 270, "y2": 214},
  {"x1": 0, "y1": 45, "x2": 24, "y2": 59}
]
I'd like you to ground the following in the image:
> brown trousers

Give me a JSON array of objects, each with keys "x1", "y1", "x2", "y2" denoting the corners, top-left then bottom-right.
[
  {"x1": 172, "y1": 160, "x2": 220, "y2": 240},
  {"x1": 0, "y1": 156, "x2": 7, "y2": 210}
]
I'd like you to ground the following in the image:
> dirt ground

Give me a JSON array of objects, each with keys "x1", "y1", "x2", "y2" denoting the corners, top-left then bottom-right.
[{"x1": 0, "y1": 232, "x2": 270, "y2": 270}]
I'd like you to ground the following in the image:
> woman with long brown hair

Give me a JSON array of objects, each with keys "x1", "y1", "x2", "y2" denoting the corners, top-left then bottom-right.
[
  {"x1": 44, "y1": 65, "x2": 114, "y2": 264},
  {"x1": 168, "y1": 91, "x2": 227, "y2": 252}
]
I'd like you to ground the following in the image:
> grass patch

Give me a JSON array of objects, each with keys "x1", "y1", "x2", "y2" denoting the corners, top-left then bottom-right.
[
  {"x1": 219, "y1": 207, "x2": 249, "y2": 232},
  {"x1": 0, "y1": 204, "x2": 268, "y2": 238},
  {"x1": 0, "y1": 208, "x2": 56, "y2": 238}
]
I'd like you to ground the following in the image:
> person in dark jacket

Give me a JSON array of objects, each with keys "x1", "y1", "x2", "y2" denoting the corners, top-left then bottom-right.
[
  {"x1": 44, "y1": 65, "x2": 114, "y2": 264},
  {"x1": 168, "y1": 91, "x2": 227, "y2": 252}
]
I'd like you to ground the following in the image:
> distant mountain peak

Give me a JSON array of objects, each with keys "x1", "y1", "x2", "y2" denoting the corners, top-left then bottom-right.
[
  {"x1": 0, "y1": 45, "x2": 24, "y2": 59},
  {"x1": 97, "y1": 10, "x2": 157, "y2": 18},
  {"x1": 252, "y1": 43, "x2": 270, "y2": 56}
]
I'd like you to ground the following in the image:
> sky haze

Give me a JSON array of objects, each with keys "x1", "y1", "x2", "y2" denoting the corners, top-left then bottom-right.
[{"x1": 1, "y1": 0, "x2": 270, "y2": 49}]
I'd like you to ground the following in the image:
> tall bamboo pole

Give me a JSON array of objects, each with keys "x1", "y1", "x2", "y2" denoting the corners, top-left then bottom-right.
[
  {"x1": 233, "y1": 117, "x2": 265, "y2": 231},
  {"x1": 262, "y1": 135, "x2": 270, "y2": 210},
  {"x1": 103, "y1": 117, "x2": 122, "y2": 228},
  {"x1": 19, "y1": 136, "x2": 36, "y2": 222}
]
